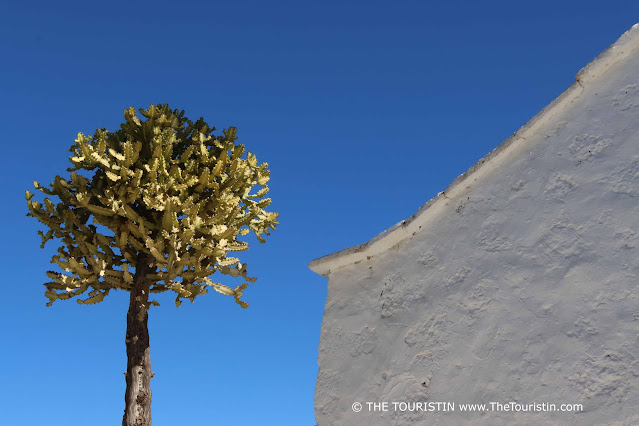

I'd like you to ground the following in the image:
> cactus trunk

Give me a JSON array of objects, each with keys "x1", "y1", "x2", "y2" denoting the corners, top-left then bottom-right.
[{"x1": 123, "y1": 255, "x2": 153, "y2": 426}]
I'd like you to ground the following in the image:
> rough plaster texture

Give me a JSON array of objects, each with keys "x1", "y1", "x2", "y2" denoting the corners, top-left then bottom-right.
[{"x1": 310, "y1": 24, "x2": 639, "y2": 425}]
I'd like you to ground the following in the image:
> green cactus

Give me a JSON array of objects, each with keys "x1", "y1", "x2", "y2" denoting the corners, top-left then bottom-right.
[
  {"x1": 26, "y1": 104, "x2": 278, "y2": 426},
  {"x1": 27, "y1": 104, "x2": 278, "y2": 310}
]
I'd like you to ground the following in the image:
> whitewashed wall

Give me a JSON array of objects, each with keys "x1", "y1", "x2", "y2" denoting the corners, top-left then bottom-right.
[{"x1": 312, "y1": 27, "x2": 639, "y2": 425}]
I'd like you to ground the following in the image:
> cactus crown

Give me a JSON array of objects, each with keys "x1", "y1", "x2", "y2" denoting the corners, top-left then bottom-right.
[{"x1": 27, "y1": 104, "x2": 278, "y2": 309}]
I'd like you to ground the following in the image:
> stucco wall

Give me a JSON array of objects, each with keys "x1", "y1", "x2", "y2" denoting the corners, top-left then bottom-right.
[{"x1": 314, "y1": 35, "x2": 639, "y2": 425}]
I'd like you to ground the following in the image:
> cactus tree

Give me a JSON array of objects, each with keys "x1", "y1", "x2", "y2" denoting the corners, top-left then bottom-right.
[{"x1": 26, "y1": 104, "x2": 278, "y2": 425}]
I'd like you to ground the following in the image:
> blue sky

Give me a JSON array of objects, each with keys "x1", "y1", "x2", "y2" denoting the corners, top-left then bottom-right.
[{"x1": 1, "y1": 1, "x2": 638, "y2": 425}]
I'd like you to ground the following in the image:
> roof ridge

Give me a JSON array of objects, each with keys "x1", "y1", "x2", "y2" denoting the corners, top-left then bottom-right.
[{"x1": 309, "y1": 23, "x2": 639, "y2": 278}]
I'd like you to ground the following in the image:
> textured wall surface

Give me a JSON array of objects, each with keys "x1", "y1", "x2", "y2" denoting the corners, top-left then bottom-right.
[{"x1": 314, "y1": 33, "x2": 639, "y2": 425}]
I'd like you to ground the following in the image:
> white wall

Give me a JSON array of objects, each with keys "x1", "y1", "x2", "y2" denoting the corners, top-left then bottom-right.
[{"x1": 313, "y1": 33, "x2": 639, "y2": 425}]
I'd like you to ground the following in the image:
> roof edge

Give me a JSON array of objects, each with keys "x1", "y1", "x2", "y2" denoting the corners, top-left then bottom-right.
[{"x1": 309, "y1": 23, "x2": 639, "y2": 278}]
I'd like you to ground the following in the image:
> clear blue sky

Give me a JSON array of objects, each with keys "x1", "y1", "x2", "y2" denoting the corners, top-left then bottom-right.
[{"x1": 1, "y1": 1, "x2": 637, "y2": 425}]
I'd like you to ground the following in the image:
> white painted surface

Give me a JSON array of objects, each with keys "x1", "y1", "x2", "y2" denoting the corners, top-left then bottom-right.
[{"x1": 311, "y1": 24, "x2": 639, "y2": 425}]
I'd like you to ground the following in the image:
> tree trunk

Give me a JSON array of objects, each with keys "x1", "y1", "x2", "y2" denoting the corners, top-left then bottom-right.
[{"x1": 123, "y1": 254, "x2": 153, "y2": 426}]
